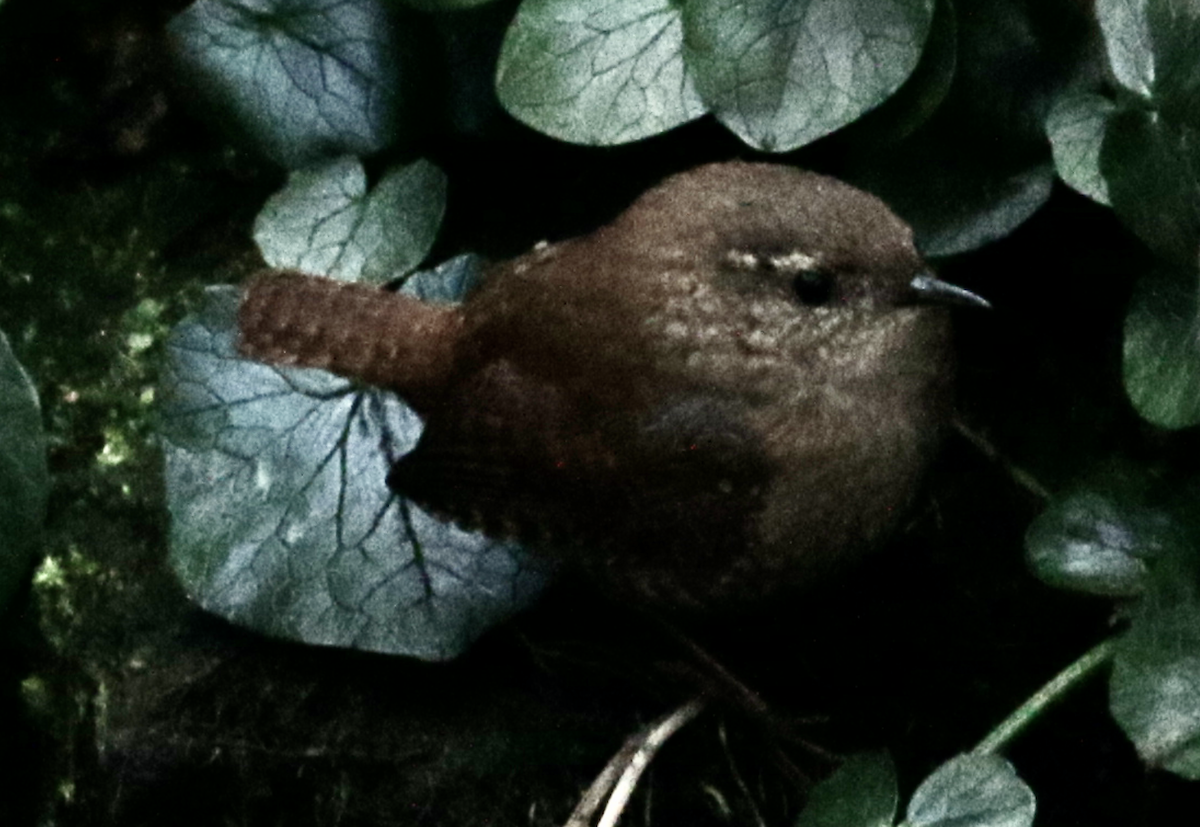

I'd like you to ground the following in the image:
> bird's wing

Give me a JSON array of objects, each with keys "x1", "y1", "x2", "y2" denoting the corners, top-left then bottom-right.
[{"x1": 386, "y1": 358, "x2": 772, "y2": 560}]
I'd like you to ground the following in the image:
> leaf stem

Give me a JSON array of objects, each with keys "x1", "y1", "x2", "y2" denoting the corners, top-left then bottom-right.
[
  {"x1": 952, "y1": 418, "x2": 1053, "y2": 502},
  {"x1": 972, "y1": 637, "x2": 1118, "y2": 756}
]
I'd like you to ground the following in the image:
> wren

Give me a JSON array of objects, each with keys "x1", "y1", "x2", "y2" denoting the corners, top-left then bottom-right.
[{"x1": 238, "y1": 162, "x2": 985, "y2": 612}]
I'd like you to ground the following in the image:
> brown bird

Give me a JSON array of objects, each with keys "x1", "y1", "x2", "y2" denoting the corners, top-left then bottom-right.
[{"x1": 237, "y1": 162, "x2": 985, "y2": 612}]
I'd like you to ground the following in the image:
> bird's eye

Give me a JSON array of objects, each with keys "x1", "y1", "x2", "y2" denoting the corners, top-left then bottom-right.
[{"x1": 791, "y1": 269, "x2": 834, "y2": 306}]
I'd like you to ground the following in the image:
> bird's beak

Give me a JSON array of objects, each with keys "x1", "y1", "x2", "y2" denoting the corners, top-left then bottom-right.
[{"x1": 909, "y1": 272, "x2": 991, "y2": 309}]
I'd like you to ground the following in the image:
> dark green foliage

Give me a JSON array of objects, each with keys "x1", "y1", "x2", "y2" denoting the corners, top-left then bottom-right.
[
  {"x1": 0, "y1": 331, "x2": 48, "y2": 613},
  {"x1": 1110, "y1": 553, "x2": 1200, "y2": 780},
  {"x1": 4, "y1": 0, "x2": 1200, "y2": 823},
  {"x1": 1025, "y1": 488, "x2": 1163, "y2": 598},
  {"x1": 795, "y1": 751, "x2": 897, "y2": 827},
  {"x1": 1024, "y1": 469, "x2": 1200, "y2": 779},
  {"x1": 169, "y1": 0, "x2": 404, "y2": 169},
  {"x1": 1123, "y1": 259, "x2": 1200, "y2": 428},
  {"x1": 798, "y1": 750, "x2": 1037, "y2": 827},
  {"x1": 1042, "y1": 0, "x2": 1200, "y2": 427},
  {"x1": 905, "y1": 754, "x2": 1035, "y2": 827}
]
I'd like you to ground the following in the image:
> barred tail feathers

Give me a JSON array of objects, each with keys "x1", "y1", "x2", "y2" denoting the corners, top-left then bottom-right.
[{"x1": 237, "y1": 271, "x2": 461, "y2": 412}]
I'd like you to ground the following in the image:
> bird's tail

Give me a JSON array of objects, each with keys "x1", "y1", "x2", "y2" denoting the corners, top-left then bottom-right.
[{"x1": 237, "y1": 271, "x2": 462, "y2": 413}]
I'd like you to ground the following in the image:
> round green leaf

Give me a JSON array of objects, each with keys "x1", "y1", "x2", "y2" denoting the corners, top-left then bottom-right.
[
  {"x1": 1024, "y1": 489, "x2": 1180, "y2": 597},
  {"x1": 254, "y1": 156, "x2": 447, "y2": 283},
  {"x1": 1096, "y1": 0, "x2": 1155, "y2": 99},
  {"x1": 1123, "y1": 263, "x2": 1200, "y2": 429},
  {"x1": 906, "y1": 753, "x2": 1035, "y2": 827},
  {"x1": 1111, "y1": 555, "x2": 1200, "y2": 779},
  {"x1": 842, "y1": 0, "x2": 1055, "y2": 253},
  {"x1": 849, "y1": 0, "x2": 957, "y2": 145},
  {"x1": 1093, "y1": 2, "x2": 1200, "y2": 272},
  {"x1": 1045, "y1": 91, "x2": 1116, "y2": 206},
  {"x1": 795, "y1": 751, "x2": 897, "y2": 827},
  {"x1": 168, "y1": 0, "x2": 402, "y2": 169},
  {"x1": 918, "y1": 164, "x2": 1053, "y2": 257},
  {"x1": 1101, "y1": 108, "x2": 1200, "y2": 269},
  {"x1": 1097, "y1": 0, "x2": 1200, "y2": 130},
  {"x1": 1147, "y1": 0, "x2": 1200, "y2": 133},
  {"x1": 496, "y1": 0, "x2": 706, "y2": 145},
  {"x1": 682, "y1": 0, "x2": 934, "y2": 152},
  {"x1": 849, "y1": 151, "x2": 1052, "y2": 257},
  {"x1": 0, "y1": 330, "x2": 48, "y2": 613},
  {"x1": 159, "y1": 258, "x2": 550, "y2": 660}
]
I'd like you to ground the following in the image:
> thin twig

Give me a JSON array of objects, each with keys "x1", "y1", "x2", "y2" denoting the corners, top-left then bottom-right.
[
  {"x1": 596, "y1": 699, "x2": 706, "y2": 827},
  {"x1": 564, "y1": 699, "x2": 706, "y2": 827},
  {"x1": 647, "y1": 612, "x2": 829, "y2": 783},
  {"x1": 717, "y1": 720, "x2": 767, "y2": 827},
  {"x1": 953, "y1": 418, "x2": 1053, "y2": 502},
  {"x1": 647, "y1": 613, "x2": 771, "y2": 717},
  {"x1": 565, "y1": 736, "x2": 644, "y2": 827}
]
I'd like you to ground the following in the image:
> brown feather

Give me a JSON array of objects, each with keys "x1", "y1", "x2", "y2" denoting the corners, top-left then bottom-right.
[
  {"x1": 236, "y1": 163, "x2": 969, "y2": 612},
  {"x1": 237, "y1": 271, "x2": 462, "y2": 414}
]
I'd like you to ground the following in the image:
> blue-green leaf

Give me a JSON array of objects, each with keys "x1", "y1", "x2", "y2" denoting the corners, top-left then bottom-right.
[
  {"x1": 1111, "y1": 553, "x2": 1200, "y2": 779},
  {"x1": 169, "y1": 0, "x2": 402, "y2": 169},
  {"x1": 1096, "y1": 0, "x2": 1155, "y2": 99},
  {"x1": 496, "y1": 0, "x2": 705, "y2": 145},
  {"x1": 1123, "y1": 262, "x2": 1200, "y2": 429},
  {"x1": 0, "y1": 330, "x2": 48, "y2": 613},
  {"x1": 682, "y1": 0, "x2": 934, "y2": 152},
  {"x1": 850, "y1": 154, "x2": 1053, "y2": 258},
  {"x1": 1147, "y1": 0, "x2": 1200, "y2": 132},
  {"x1": 1101, "y1": 108, "x2": 1200, "y2": 270},
  {"x1": 906, "y1": 753, "x2": 1035, "y2": 827},
  {"x1": 1025, "y1": 488, "x2": 1180, "y2": 597},
  {"x1": 1097, "y1": 0, "x2": 1200, "y2": 129},
  {"x1": 795, "y1": 751, "x2": 897, "y2": 827},
  {"x1": 850, "y1": 0, "x2": 956, "y2": 145},
  {"x1": 254, "y1": 156, "x2": 447, "y2": 283},
  {"x1": 160, "y1": 258, "x2": 550, "y2": 660},
  {"x1": 1045, "y1": 91, "x2": 1116, "y2": 206}
]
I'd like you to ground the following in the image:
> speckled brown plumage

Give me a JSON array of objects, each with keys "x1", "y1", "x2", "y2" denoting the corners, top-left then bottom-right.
[
  {"x1": 238, "y1": 272, "x2": 462, "y2": 415},
  {"x1": 238, "y1": 162, "x2": 978, "y2": 612}
]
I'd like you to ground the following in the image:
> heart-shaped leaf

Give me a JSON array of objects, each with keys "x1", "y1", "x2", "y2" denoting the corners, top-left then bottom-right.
[
  {"x1": 795, "y1": 751, "x2": 897, "y2": 827},
  {"x1": 1111, "y1": 552, "x2": 1200, "y2": 779},
  {"x1": 906, "y1": 753, "x2": 1035, "y2": 827},
  {"x1": 1097, "y1": 0, "x2": 1200, "y2": 131},
  {"x1": 1045, "y1": 91, "x2": 1116, "y2": 206},
  {"x1": 160, "y1": 258, "x2": 550, "y2": 660},
  {"x1": 496, "y1": 0, "x2": 706, "y2": 145},
  {"x1": 169, "y1": 0, "x2": 402, "y2": 168},
  {"x1": 1101, "y1": 108, "x2": 1200, "y2": 270},
  {"x1": 1025, "y1": 488, "x2": 1181, "y2": 597},
  {"x1": 1096, "y1": 0, "x2": 1155, "y2": 99},
  {"x1": 682, "y1": 0, "x2": 934, "y2": 151},
  {"x1": 254, "y1": 157, "x2": 447, "y2": 283},
  {"x1": 1123, "y1": 262, "x2": 1200, "y2": 429}
]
